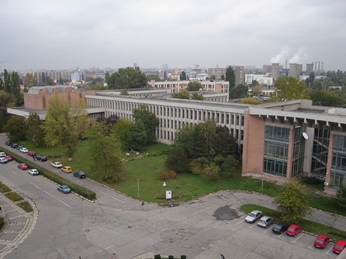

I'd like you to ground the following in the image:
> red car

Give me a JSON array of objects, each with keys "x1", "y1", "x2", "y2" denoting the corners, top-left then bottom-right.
[
  {"x1": 27, "y1": 151, "x2": 36, "y2": 156},
  {"x1": 314, "y1": 234, "x2": 330, "y2": 248},
  {"x1": 17, "y1": 163, "x2": 29, "y2": 170},
  {"x1": 333, "y1": 240, "x2": 346, "y2": 254},
  {"x1": 5, "y1": 155, "x2": 12, "y2": 161},
  {"x1": 286, "y1": 224, "x2": 302, "y2": 237}
]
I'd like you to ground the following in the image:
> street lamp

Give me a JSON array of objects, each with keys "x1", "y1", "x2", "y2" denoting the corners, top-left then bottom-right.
[
  {"x1": 137, "y1": 179, "x2": 140, "y2": 197},
  {"x1": 261, "y1": 173, "x2": 264, "y2": 192}
]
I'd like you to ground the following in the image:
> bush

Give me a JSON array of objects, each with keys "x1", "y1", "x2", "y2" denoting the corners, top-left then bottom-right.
[
  {"x1": 158, "y1": 170, "x2": 169, "y2": 180},
  {"x1": 0, "y1": 217, "x2": 4, "y2": 230},
  {"x1": 169, "y1": 171, "x2": 177, "y2": 179},
  {"x1": 181, "y1": 256, "x2": 187, "y2": 259},
  {"x1": 5, "y1": 192, "x2": 24, "y2": 202},
  {"x1": 17, "y1": 201, "x2": 33, "y2": 212},
  {"x1": 154, "y1": 255, "x2": 161, "y2": 259},
  {"x1": 0, "y1": 182, "x2": 11, "y2": 193},
  {"x1": 168, "y1": 256, "x2": 174, "y2": 259}
]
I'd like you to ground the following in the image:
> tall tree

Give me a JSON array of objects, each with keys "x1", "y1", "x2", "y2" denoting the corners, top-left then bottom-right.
[
  {"x1": 87, "y1": 122, "x2": 124, "y2": 182},
  {"x1": 337, "y1": 183, "x2": 346, "y2": 208},
  {"x1": 42, "y1": 96, "x2": 89, "y2": 158},
  {"x1": 112, "y1": 118, "x2": 134, "y2": 150},
  {"x1": 26, "y1": 113, "x2": 42, "y2": 143},
  {"x1": 270, "y1": 76, "x2": 310, "y2": 102},
  {"x1": 24, "y1": 73, "x2": 37, "y2": 92},
  {"x1": 3, "y1": 115, "x2": 27, "y2": 142},
  {"x1": 230, "y1": 84, "x2": 248, "y2": 99},
  {"x1": 180, "y1": 71, "x2": 187, "y2": 80},
  {"x1": 226, "y1": 66, "x2": 235, "y2": 88},
  {"x1": 106, "y1": 67, "x2": 147, "y2": 89},
  {"x1": 274, "y1": 181, "x2": 310, "y2": 223}
]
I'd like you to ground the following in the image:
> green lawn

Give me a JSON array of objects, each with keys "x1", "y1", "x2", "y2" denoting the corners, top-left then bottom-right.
[{"x1": 14, "y1": 140, "x2": 344, "y2": 216}]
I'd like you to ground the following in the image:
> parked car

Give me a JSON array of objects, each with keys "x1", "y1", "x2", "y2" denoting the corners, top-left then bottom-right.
[
  {"x1": 0, "y1": 157, "x2": 8, "y2": 164},
  {"x1": 51, "y1": 162, "x2": 63, "y2": 168},
  {"x1": 27, "y1": 151, "x2": 36, "y2": 156},
  {"x1": 73, "y1": 171, "x2": 86, "y2": 179},
  {"x1": 57, "y1": 185, "x2": 71, "y2": 194},
  {"x1": 36, "y1": 155, "x2": 47, "y2": 161},
  {"x1": 314, "y1": 234, "x2": 330, "y2": 248},
  {"x1": 5, "y1": 155, "x2": 13, "y2": 161},
  {"x1": 286, "y1": 224, "x2": 302, "y2": 237},
  {"x1": 333, "y1": 240, "x2": 346, "y2": 254},
  {"x1": 257, "y1": 216, "x2": 274, "y2": 228},
  {"x1": 16, "y1": 145, "x2": 23, "y2": 150},
  {"x1": 28, "y1": 169, "x2": 39, "y2": 176},
  {"x1": 5, "y1": 141, "x2": 11, "y2": 146},
  {"x1": 272, "y1": 223, "x2": 289, "y2": 234},
  {"x1": 0, "y1": 152, "x2": 6, "y2": 157},
  {"x1": 11, "y1": 143, "x2": 18, "y2": 149},
  {"x1": 245, "y1": 210, "x2": 262, "y2": 223},
  {"x1": 20, "y1": 147, "x2": 29, "y2": 153},
  {"x1": 61, "y1": 166, "x2": 73, "y2": 173},
  {"x1": 18, "y1": 163, "x2": 29, "y2": 170}
]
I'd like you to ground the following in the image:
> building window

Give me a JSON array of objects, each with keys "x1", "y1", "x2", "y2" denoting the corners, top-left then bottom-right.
[{"x1": 330, "y1": 134, "x2": 346, "y2": 189}]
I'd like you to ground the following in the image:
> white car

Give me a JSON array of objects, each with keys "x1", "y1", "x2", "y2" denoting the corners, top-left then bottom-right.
[
  {"x1": 0, "y1": 157, "x2": 8, "y2": 164},
  {"x1": 51, "y1": 162, "x2": 63, "y2": 168},
  {"x1": 20, "y1": 147, "x2": 29, "y2": 153},
  {"x1": 245, "y1": 210, "x2": 262, "y2": 223},
  {"x1": 28, "y1": 169, "x2": 39, "y2": 175},
  {"x1": 0, "y1": 152, "x2": 6, "y2": 157}
]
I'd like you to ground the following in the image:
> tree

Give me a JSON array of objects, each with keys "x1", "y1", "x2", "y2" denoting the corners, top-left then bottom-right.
[
  {"x1": 112, "y1": 118, "x2": 134, "y2": 150},
  {"x1": 274, "y1": 181, "x2": 311, "y2": 223},
  {"x1": 337, "y1": 183, "x2": 346, "y2": 208},
  {"x1": 42, "y1": 96, "x2": 89, "y2": 158},
  {"x1": 230, "y1": 84, "x2": 248, "y2": 99},
  {"x1": 210, "y1": 75, "x2": 216, "y2": 80},
  {"x1": 187, "y1": 81, "x2": 202, "y2": 91},
  {"x1": 106, "y1": 67, "x2": 147, "y2": 89},
  {"x1": 221, "y1": 75, "x2": 225, "y2": 80},
  {"x1": 147, "y1": 74, "x2": 160, "y2": 81},
  {"x1": 3, "y1": 115, "x2": 27, "y2": 142},
  {"x1": 226, "y1": 66, "x2": 235, "y2": 88},
  {"x1": 270, "y1": 76, "x2": 310, "y2": 102},
  {"x1": 310, "y1": 90, "x2": 345, "y2": 107},
  {"x1": 240, "y1": 97, "x2": 262, "y2": 105},
  {"x1": 24, "y1": 73, "x2": 37, "y2": 92},
  {"x1": 172, "y1": 90, "x2": 190, "y2": 99},
  {"x1": 191, "y1": 92, "x2": 204, "y2": 100},
  {"x1": 87, "y1": 122, "x2": 124, "y2": 182},
  {"x1": 180, "y1": 71, "x2": 187, "y2": 80},
  {"x1": 26, "y1": 113, "x2": 42, "y2": 144},
  {"x1": 132, "y1": 104, "x2": 159, "y2": 146}
]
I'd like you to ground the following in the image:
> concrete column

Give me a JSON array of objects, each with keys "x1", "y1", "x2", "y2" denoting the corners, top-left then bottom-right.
[
  {"x1": 286, "y1": 128, "x2": 294, "y2": 180},
  {"x1": 325, "y1": 132, "x2": 334, "y2": 190}
]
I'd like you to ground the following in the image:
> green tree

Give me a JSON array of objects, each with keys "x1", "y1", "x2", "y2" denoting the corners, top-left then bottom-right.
[
  {"x1": 210, "y1": 75, "x2": 216, "y2": 80},
  {"x1": 132, "y1": 104, "x2": 159, "y2": 146},
  {"x1": 191, "y1": 92, "x2": 204, "y2": 100},
  {"x1": 87, "y1": 122, "x2": 124, "y2": 182},
  {"x1": 337, "y1": 183, "x2": 346, "y2": 208},
  {"x1": 270, "y1": 76, "x2": 310, "y2": 102},
  {"x1": 187, "y1": 81, "x2": 202, "y2": 91},
  {"x1": 147, "y1": 74, "x2": 160, "y2": 81},
  {"x1": 180, "y1": 71, "x2": 187, "y2": 80},
  {"x1": 172, "y1": 90, "x2": 190, "y2": 99},
  {"x1": 26, "y1": 113, "x2": 42, "y2": 144},
  {"x1": 3, "y1": 115, "x2": 27, "y2": 142},
  {"x1": 274, "y1": 181, "x2": 311, "y2": 223},
  {"x1": 106, "y1": 67, "x2": 147, "y2": 89},
  {"x1": 240, "y1": 97, "x2": 262, "y2": 105},
  {"x1": 310, "y1": 90, "x2": 345, "y2": 107},
  {"x1": 221, "y1": 75, "x2": 225, "y2": 80},
  {"x1": 24, "y1": 73, "x2": 37, "y2": 92},
  {"x1": 230, "y1": 84, "x2": 248, "y2": 99},
  {"x1": 112, "y1": 119, "x2": 134, "y2": 150},
  {"x1": 226, "y1": 66, "x2": 235, "y2": 88},
  {"x1": 42, "y1": 96, "x2": 89, "y2": 158}
]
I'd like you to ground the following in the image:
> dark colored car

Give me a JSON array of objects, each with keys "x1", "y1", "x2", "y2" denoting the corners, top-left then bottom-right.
[
  {"x1": 11, "y1": 143, "x2": 18, "y2": 149},
  {"x1": 27, "y1": 150, "x2": 36, "y2": 157},
  {"x1": 272, "y1": 223, "x2": 289, "y2": 234},
  {"x1": 286, "y1": 224, "x2": 302, "y2": 237},
  {"x1": 36, "y1": 155, "x2": 47, "y2": 161},
  {"x1": 73, "y1": 171, "x2": 86, "y2": 179},
  {"x1": 314, "y1": 234, "x2": 330, "y2": 249},
  {"x1": 5, "y1": 141, "x2": 12, "y2": 146}
]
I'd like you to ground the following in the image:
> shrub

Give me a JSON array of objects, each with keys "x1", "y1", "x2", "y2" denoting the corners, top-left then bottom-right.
[
  {"x1": 154, "y1": 255, "x2": 161, "y2": 259},
  {"x1": 0, "y1": 217, "x2": 4, "y2": 230},
  {"x1": 169, "y1": 171, "x2": 177, "y2": 179},
  {"x1": 168, "y1": 256, "x2": 174, "y2": 259},
  {"x1": 181, "y1": 256, "x2": 187, "y2": 259},
  {"x1": 5, "y1": 192, "x2": 24, "y2": 202},
  {"x1": 17, "y1": 201, "x2": 33, "y2": 212},
  {"x1": 158, "y1": 170, "x2": 169, "y2": 180},
  {"x1": 0, "y1": 182, "x2": 11, "y2": 193}
]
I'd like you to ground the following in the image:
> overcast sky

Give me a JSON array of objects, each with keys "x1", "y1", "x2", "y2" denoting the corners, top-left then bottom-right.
[{"x1": 1, "y1": 0, "x2": 346, "y2": 71}]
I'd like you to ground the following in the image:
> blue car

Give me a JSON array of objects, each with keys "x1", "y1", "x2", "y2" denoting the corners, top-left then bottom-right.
[
  {"x1": 57, "y1": 185, "x2": 71, "y2": 194},
  {"x1": 73, "y1": 171, "x2": 86, "y2": 179}
]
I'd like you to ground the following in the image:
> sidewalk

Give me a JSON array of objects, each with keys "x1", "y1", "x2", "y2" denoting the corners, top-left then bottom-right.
[{"x1": 0, "y1": 191, "x2": 37, "y2": 259}]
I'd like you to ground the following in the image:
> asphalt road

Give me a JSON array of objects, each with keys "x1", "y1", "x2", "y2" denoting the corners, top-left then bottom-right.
[{"x1": 0, "y1": 135, "x2": 344, "y2": 259}]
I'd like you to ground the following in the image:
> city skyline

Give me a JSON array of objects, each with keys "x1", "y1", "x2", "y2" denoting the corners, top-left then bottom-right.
[{"x1": 1, "y1": 0, "x2": 346, "y2": 71}]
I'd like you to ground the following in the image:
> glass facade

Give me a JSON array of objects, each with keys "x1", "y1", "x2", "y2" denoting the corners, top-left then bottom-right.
[
  {"x1": 263, "y1": 126, "x2": 289, "y2": 177},
  {"x1": 311, "y1": 128, "x2": 329, "y2": 178},
  {"x1": 292, "y1": 127, "x2": 305, "y2": 177},
  {"x1": 330, "y1": 134, "x2": 346, "y2": 189}
]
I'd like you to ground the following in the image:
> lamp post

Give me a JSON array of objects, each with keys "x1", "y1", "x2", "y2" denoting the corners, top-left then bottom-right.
[
  {"x1": 261, "y1": 173, "x2": 264, "y2": 192},
  {"x1": 137, "y1": 179, "x2": 139, "y2": 197}
]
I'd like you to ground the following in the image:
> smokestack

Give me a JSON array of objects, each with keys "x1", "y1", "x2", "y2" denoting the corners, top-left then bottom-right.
[
  {"x1": 314, "y1": 61, "x2": 317, "y2": 73},
  {"x1": 318, "y1": 61, "x2": 321, "y2": 75},
  {"x1": 321, "y1": 62, "x2": 324, "y2": 73}
]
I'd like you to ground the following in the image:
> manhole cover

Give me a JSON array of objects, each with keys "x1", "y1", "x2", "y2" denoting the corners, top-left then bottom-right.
[{"x1": 213, "y1": 205, "x2": 239, "y2": 220}]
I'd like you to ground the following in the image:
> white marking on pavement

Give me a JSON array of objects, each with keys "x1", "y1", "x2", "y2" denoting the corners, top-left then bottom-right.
[
  {"x1": 192, "y1": 209, "x2": 205, "y2": 215},
  {"x1": 292, "y1": 233, "x2": 304, "y2": 243},
  {"x1": 30, "y1": 182, "x2": 72, "y2": 208},
  {"x1": 325, "y1": 246, "x2": 333, "y2": 254},
  {"x1": 11, "y1": 170, "x2": 17, "y2": 174},
  {"x1": 100, "y1": 191, "x2": 125, "y2": 203}
]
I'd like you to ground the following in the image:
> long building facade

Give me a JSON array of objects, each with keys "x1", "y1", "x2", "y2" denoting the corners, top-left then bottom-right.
[{"x1": 86, "y1": 93, "x2": 346, "y2": 193}]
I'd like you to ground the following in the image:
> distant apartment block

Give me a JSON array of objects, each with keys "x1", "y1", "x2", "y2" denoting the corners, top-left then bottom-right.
[
  {"x1": 208, "y1": 66, "x2": 245, "y2": 87},
  {"x1": 245, "y1": 74, "x2": 274, "y2": 86}
]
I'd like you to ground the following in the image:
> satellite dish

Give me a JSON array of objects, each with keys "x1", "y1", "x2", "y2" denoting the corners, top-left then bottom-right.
[{"x1": 302, "y1": 132, "x2": 308, "y2": 140}]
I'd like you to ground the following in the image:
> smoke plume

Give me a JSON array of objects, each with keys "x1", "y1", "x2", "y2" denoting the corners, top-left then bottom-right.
[
  {"x1": 289, "y1": 47, "x2": 309, "y2": 64},
  {"x1": 270, "y1": 45, "x2": 290, "y2": 64}
]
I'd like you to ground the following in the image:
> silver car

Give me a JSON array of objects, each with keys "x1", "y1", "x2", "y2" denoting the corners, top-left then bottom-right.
[
  {"x1": 245, "y1": 210, "x2": 262, "y2": 223},
  {"x1": 257, "y1": 216, "x2": 274, "y2": 228}
]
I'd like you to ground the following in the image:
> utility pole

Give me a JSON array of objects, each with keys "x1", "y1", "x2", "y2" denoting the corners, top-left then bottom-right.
[{"x1": 137, "y1": 179, "x2": 139, "y2": 197}]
